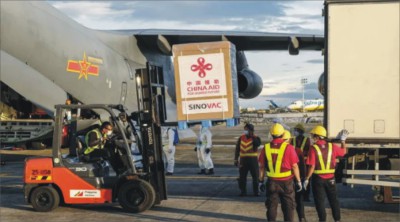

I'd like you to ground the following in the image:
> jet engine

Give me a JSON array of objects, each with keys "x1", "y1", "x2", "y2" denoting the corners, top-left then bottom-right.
[
  {"x1": 318, "y1": 72, "x2": 325, "y2": 96},
  {"x1": 236, "y1": 51, "x2": 263, "y2": 99}
]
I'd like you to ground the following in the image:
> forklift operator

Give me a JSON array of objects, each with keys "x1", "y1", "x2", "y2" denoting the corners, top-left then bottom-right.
[{"x1": 83, "y1": 121, "x2": 113, "y2": 161}]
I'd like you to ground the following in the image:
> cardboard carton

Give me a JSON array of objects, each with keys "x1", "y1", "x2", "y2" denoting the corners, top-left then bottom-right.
[{"x1": 173, "y1": 41, "x2": 239, "y2": 121}]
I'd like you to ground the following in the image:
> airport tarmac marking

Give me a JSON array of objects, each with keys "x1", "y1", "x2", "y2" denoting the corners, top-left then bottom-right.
[{"x1": 0, "y1": 173, "x2": 20, "y2": 178}]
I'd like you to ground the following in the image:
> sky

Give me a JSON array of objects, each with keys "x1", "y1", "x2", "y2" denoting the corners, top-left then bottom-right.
[{"x1": 49, "y1": 0, "x2": 324, "y2": 109}]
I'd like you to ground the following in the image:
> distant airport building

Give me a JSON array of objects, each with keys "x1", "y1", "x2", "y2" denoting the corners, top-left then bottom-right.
[{"x1": 246, "y1": 107, "x2": 256, "y2": 112}]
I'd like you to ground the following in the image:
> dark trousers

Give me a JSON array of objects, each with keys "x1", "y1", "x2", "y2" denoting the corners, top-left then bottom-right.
[
  {"x1": 238, "y1": 157, "x2": 259, "y2": 195},
  {"x1": 84, "y1": 149, "x2": 108, "y2": 162},
  {"x1": 295, "y1": 183, "x2": 305, "y2": 220},
  {"x1": 265, "y1": 179, "x2": 295, "y2": 222},
  {"x1": 311, "y1": 175, "x2": 341, "y2": 221},
  {"x1": 303, "y1": 163, "x2": 311, "y2": 200},
  {"x1": 304, "y1": 182, "x2": 311, "y2": 200}
]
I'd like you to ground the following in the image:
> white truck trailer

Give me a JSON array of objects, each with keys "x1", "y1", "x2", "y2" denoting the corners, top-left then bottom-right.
[{"x1": 324, "y1": 0, "x2": 399, "y2": 203}]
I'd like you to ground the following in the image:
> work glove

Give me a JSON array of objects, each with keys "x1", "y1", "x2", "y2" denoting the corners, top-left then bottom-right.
[
  {"x1": 259, "y1": 180, "x2": 266, "y2": 193},
  {"x1": 303, "y1": 179, "x2": 309, "y2": 191},
  {"x1": 205, "y1": 148, "x2": 211, "y2": 154},
  {"x1": 336, "y1": 129, "x2": 350, "y2": 141},
  {"x1": 234, "y1": 160, "x2": 238, "y2": 167},
  {"x1": 194, "y1": 146, "x2": 197, "y2": 152},
  {"x1": 295, "y1": 181, "x2": 303, "y2": 192}
]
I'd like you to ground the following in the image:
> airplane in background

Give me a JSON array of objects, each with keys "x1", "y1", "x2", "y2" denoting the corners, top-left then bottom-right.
[
  {"x1": 266, "y1": 100, "x2": 280, "y2": 109},
  {"x1": 0, "y1": 1, "x2": 323, "y2": 143},
  {"x1": 265, "y1": 100, "x2": 291, "y2": 113},
  {"x1": 287, "y1": 99, "x2": 324, "y2": 112}
]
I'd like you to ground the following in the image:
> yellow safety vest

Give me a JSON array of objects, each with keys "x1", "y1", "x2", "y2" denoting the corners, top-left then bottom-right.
[
  {"x1": 239, "y1": 135, "x2": 258, "y2": 157},
  {"x1": 84, "y1": 129, "x2": 102, "y2": 155},
  {"x1": 265, "y1": 142, "x2": 292, "y2": 178},
  {"x1": 293, "y1": 137, "x2": 307, "y2": 151},
  {"x1": 313, "y1": 143, "x2": 335, "y2": 174}
]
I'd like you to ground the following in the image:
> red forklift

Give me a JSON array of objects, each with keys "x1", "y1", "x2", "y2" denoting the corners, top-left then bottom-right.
[{"x1": 23, "y1": 66, "x2": 169, "y2": 213}]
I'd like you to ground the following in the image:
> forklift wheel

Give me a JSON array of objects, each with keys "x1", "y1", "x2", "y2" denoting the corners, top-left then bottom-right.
[
  {"x1": 30, "y1": 186, "x2": 60, "y2": 212},
  {"x1": 118, "y1": 179, "x2": 155, "y2": 213}
]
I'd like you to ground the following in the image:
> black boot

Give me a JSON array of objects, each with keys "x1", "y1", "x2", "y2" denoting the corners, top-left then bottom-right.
[
  {"x1": 197, "y1": 169, "x2": 206, "y2": 174},
  {"x1": 205, "y1": 168, "x2": 214, "y2": 175}
]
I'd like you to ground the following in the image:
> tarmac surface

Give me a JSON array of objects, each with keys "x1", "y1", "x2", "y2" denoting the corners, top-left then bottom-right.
[{"x1": 1, "y1": 124, "x2": 399, "y2": 221}]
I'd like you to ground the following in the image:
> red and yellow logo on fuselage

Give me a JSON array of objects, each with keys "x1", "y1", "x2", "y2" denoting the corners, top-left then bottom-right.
[{"x1": 67, "y1": 52, "x2": 99, "y2": 80}]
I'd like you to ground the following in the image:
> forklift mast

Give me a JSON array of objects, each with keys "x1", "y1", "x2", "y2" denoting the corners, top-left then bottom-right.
[{"x1": 134, "y1": 63, "x2": 167, "y2": 204}]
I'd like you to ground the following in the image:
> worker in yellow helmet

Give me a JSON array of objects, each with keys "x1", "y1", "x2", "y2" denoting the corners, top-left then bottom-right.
[
  {"x1": 304, "y1": 126, "x2": 349, "y2": 222},
  {"x1": 290, "y1": 124, "x2": 310, "y2": 222},
  {"x1": 282, "y1": 130, "x2": 291, "y2": 142},
  {"x1": 292, "y1": 124, "x2": 310, "y2": 159},
  {"x1": 258, "y1": 123, "x2": 302, "y2": 222},
  {"x1": 291, "y1": 123, "x2": 311, "y2": 202}
]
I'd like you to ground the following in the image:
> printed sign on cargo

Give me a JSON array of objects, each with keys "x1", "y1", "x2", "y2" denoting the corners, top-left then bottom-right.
[
  {"x1": 182, "y1": 99, "x2": 228, "y2": 114},
  {"x1": 178, "y1": 53, "x2": 227, "y2": 99}
]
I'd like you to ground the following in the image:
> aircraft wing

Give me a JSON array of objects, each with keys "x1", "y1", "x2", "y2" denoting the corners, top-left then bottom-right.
[{"x1": 113, "y1": 29, "x2": 324, "y2": 53}]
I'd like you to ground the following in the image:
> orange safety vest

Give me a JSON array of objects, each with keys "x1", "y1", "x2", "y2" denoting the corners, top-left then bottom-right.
[
  {"x1": 239, "y1": 135, "x2": 258, "y2": 157},
  {"x1": 313, "y1": 143, "x2": 335, "y2": 174},
  {"x1": 265, "y1": 142, "x2": 292, "y2": 178}
]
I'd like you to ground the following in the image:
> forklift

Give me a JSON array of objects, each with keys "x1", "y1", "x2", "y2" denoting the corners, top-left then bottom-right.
[{"x1": 23, "y1": 64, "x2": 168, "y2": 213}]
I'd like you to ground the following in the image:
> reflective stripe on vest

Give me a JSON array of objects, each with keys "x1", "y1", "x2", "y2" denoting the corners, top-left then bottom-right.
[
  {"x1": 293, "y1": 137, "x2": 307, "y2": 151},
  {"x1": 265, "y1": 142, "x2": 292, "y2": 178},
  {"x1": 313, "y1": 143, "x2": 335, "y2": 174},
  {"x1": 240, "y1": 135, "x2": 258, "y2": 157},
  {"x1": 84, "y1": 129, "x2": 102, "y2": 155}
]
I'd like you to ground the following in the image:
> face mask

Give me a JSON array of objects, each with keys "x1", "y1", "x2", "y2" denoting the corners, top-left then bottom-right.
[
  {"x1": 293, "y1": 131, "x2": 300, "y2": 137},
  {"x1": 107, "y1": 130, "x2": 113, "y2": 136},
  {"x1": 309, "y1": 137, "x2": 314, "y2": 144},
  {"x1": 244, "y1": 130, "x2": 249, "y2": 135}
]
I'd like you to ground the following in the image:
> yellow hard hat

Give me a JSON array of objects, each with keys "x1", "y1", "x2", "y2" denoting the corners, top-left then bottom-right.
[
  {"x1": 270, "y1": 123, "x2": 284, "y2": 136},
  {"x1": 282, "y1": 130, "x2": 291, "y2": 140},
  {"x1": 294, "y1": 123, "x2": 305, "y2": 132},
  {"x1": 310, "y1": 125, "x2": 327, "y2": 137}
]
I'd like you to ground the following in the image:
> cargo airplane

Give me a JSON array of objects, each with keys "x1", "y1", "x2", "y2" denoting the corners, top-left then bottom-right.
[{"x1": 0, "y1": 2, "x2": 323, "y2": 143}]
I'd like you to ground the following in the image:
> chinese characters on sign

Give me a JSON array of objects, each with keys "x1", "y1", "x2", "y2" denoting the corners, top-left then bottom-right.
[
  {"x1": 178, "y1": 53, "x2": 227, "y2": 99},
  {"x1": 173, "y1": 41, "x2": 238, "y2": 121}
]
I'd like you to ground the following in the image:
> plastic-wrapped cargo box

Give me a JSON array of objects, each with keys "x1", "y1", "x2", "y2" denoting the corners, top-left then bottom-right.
[{"x1": 173, "y1": 41, "x2": 239, "y2": 122}]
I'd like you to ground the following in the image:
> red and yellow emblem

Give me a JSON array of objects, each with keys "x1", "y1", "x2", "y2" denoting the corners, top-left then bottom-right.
[{"x1": 67, "y1": 52, "x2": 99, "y2": 80}]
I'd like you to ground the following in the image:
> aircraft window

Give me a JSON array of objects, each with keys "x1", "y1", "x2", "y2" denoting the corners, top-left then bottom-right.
[{"x1": 29, "y1": 122, "x2": 40, "y2": 125}]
